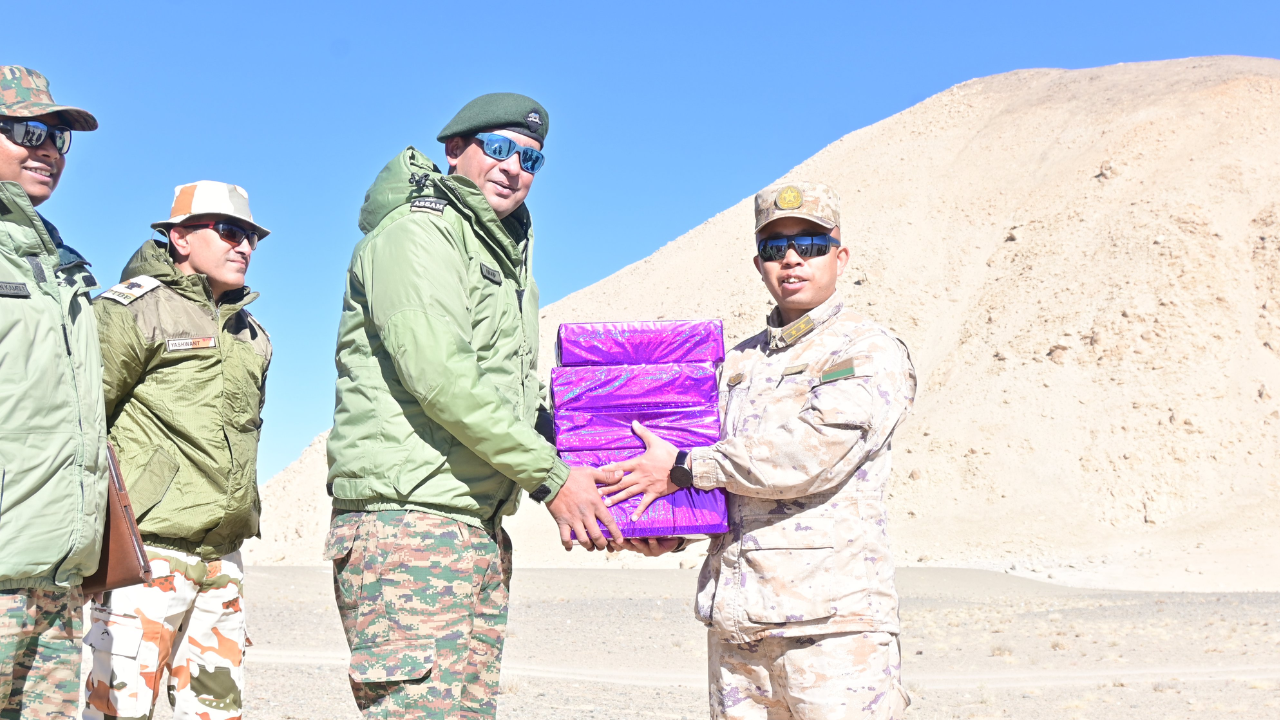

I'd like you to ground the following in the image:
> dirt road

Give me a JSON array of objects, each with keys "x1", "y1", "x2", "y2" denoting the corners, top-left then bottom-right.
[{"x1": 152, "y1": 567, "x2": 1280, "y2": 719}]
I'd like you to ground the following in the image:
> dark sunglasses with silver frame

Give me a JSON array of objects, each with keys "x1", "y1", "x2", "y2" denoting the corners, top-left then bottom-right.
[
  {"x1": 0, "y1": 118, "x2": 72, "y2": 155},
  {"x1": 756, "y1": 234, "x2": 841, "y2": 262},
  {"x1": 473, "y1": 132, "x2": 546, "y2": 174},
  {"x1": 179, "y1": 221, "x2": 260, "y2": 250}
]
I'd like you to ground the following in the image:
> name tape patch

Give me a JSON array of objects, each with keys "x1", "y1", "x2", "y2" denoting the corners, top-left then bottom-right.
[
  {"x1": 101, "y1": 276, "x2": 162, "y2": 305},
  {"x1": 480, "y1": 262, "x2": 503, "y2": 285},
  {"x1": 166, "y1": 337, "x2": 217, "y2": 352},
  {"x1": 782, "y1": 363, "x2": 809, "y2": 376},
  {"x1": 0, "y1": 281, "x2": 30, "y2": 298},
  {"x1": 410, "y1": 197, "x2": 448, "y2": 215}
]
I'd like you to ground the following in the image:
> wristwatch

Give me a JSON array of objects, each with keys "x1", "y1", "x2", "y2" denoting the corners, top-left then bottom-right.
[{"x1": 670, "y1": 450, "x2": 693, "y2": 488}]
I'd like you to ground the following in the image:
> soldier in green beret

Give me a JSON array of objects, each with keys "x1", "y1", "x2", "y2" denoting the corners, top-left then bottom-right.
[
  {"x1": 324, "y1": 93, "x2": 622, "y2": 718},
  {"x1": 0, "y1": 66, "x2": 108, "y2": 718}
]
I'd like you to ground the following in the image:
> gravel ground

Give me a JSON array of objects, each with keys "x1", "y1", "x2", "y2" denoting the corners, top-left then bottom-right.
[{"x1": 147, "y1": 567, "x2": 1280, "y2": 719}]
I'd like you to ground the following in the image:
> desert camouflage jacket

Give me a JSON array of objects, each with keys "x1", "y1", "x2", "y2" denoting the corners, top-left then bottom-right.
[{"x1": 690, "y1": 293, "x2": 916, "y2": 642}]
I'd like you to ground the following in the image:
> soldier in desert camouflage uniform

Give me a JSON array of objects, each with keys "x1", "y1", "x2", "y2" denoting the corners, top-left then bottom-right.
[{"x1": 606, "y1": 182, "x2": 916, "y2": 719}]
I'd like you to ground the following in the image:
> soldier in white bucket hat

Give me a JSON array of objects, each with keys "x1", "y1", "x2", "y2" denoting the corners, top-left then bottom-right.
[{"x1": 84, "y1": 181, "x2": 272, "y2": 720}]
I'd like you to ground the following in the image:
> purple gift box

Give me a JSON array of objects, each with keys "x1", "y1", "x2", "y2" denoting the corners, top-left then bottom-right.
[
  {"x1": 572, "y1": 486, "x2": 729, "y2": 539},
  {"x1": 563, "y1": 449, "x2": 729, "y2": 538},
  {"x1": 559, "y1": 448, "x2": 643, "y2": 467},
  {"x1": 558, "y1": 320, "x2": 725, "y2": 366},
  {"x1": 550, "y1": 362, "x2": 717, "y2": 412},
  {"x1": 554, "y1": 405, "x2": 721, "y2": 452}
]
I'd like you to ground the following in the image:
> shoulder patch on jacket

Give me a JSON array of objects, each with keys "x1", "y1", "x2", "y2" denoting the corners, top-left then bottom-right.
[
  {"x1": 410, "y1": 197, "x2": 448, "y2": 215},
  {"x1": 100, "y1": 275, "x2": 162, "y2": 305}
]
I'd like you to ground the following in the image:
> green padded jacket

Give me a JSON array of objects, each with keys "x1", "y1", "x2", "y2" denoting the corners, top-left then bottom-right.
[
  {"x1": 0, "y1": 182, "x2": 109, "y2": 590},
  {"x1": 94, "y1": 239, "x2": 271, "y2": 561},
  {"x1": 327, "y1": 146, "x2": 567, "y2": 531}
]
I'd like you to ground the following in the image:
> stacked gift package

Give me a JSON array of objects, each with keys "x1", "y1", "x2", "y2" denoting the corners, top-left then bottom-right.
[{"x1": 552, "y1": 320, "x2": 729, "y2": 538}]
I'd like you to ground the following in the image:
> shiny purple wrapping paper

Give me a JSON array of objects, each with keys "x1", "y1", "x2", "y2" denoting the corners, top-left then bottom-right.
[
  {"x1": 571, "y1": 486, "x2": 729, "y2": 539},
  {"x1": 558, "y1": 448, "x2": 643, "y2": 467},
  {"x1": 558, "y1": 320, "x2": 726, "y2": 366},
  {"x1": 554, "y1": 405, "x2": 721, "y2": 451},
  {"x1": 562, "y1": 449, "x2": 728, "y2": 538},
  {"x1": 550, "y1": 363, "x2": 718, "y2": 412}
]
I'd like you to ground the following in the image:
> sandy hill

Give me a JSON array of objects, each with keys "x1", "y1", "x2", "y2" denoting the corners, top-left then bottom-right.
[{"x1": 248, "y1": 56, "x2": 1280, "y2": 591}]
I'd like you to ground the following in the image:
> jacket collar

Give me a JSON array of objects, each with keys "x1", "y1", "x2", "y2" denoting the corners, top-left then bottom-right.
[
  {"x1": 437, "y1": 173, "x2": 530, "y2": 280},
  {"x1": 120, "y1": 238, "x2": 258, "y2": 310},
  {"x1": 0, "y1": 181, "x2": 60, "y2": 257},
  {"x1": 766, "y1": 292, "x2": 844, "y2": 350}
]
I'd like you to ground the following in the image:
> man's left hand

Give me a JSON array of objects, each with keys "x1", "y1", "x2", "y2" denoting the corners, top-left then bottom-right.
[{"x1": 599, "y1": 421, "x2": 681, "y2": 520}]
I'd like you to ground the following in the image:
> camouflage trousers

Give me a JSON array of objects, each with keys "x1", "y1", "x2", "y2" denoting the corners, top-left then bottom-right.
[
  {"x1": 709, "y1": 631, "x2": 910, "y2": 720},
  {"x1": 325, "y1": 510, "x2": 512, "y2": 720},
  {"x1": 82, "y1": 546, "x2": 247, "y2": 720},
  {"x1": 0, "y1": 586, "x2": 83, "y2": 720}
]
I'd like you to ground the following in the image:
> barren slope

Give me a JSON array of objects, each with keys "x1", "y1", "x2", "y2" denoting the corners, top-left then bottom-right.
[{"x1": 251, "y1": 57, "x2": 1280, "y2": 590}]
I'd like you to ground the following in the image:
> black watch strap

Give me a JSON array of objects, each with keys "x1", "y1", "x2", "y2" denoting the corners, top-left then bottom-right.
[{"x1": 670, "y1": 450, "x2": 693, "y2": 488}]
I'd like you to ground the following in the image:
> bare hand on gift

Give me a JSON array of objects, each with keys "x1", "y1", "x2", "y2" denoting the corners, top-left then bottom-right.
[
  {"x1": 598, "y1": 421, "x2": 681, "y2": 520},
  {"x1": 611, "y1": 537, "x2": 683, "y2": 557},
  {"x1": 548, "y1": 466, "x2": 624, "y2": 551}
]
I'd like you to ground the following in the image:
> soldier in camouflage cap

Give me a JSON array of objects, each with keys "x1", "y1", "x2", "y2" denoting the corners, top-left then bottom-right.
[
  {"x1": 606, "y1": 181, "x2": 917, "y2": 719},
  {"x1": 0, "y1": 66, "x2": 98, "y2": 131},
  {"x1": 0, "y1": 66, "x2": 107, "y2": 719}
]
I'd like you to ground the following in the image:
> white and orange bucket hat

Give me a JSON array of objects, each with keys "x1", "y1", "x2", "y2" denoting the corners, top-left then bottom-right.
[{"x1": 151, "y1": 180, "x2": 270, "y2": 239}]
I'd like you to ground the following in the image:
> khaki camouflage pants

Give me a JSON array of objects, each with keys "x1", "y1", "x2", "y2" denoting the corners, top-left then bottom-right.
[
  {"x1": 82, "y1": 546, "x2": 247, "y2": 720},
  {"x1": 0, "y1": 586, "x2": 83, "y2": 720},
  {"x1": 710, "y1": 631, "x2": 909, "y2": 720},
  {"x1": 325, "y1": 510, "x2": 511, "y2": 720}
]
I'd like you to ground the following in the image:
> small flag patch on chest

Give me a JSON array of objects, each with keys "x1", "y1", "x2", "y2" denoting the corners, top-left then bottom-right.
[
  {"x1": 166, "y1": 337, "x2": 217, "y2": 352},
  {"x1": 820, "y1": 357, "x2": 856, "y2": 383}
]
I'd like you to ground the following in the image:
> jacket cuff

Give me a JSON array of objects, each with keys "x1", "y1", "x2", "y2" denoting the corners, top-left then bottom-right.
[
  {"x1": 690, "y1": 447, "x2": 725, "y2": 490},
  {"x1": 530, "y1": 457, "x2": 570, "y2": 504}
]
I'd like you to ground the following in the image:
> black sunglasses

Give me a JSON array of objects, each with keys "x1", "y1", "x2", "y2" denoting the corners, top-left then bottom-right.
[
  {"x1": 0, "y1": 119, "x2": 72, "y2": 155},
  {"x1": 756, "y1": 234, "x2": 841, "y2": 262},
  {"x1": 182, "y1": 221, "x2": 260, "y2": 250}
]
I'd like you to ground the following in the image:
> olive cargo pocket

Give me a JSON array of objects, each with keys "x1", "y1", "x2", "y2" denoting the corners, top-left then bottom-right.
[{"x1": 740, "y1": 517, "x2": 836, "y2": 624}]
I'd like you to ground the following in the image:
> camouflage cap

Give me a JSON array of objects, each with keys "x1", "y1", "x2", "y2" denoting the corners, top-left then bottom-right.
[
  {"x1": 0, "y1": 66, "x2": 98, "y2": 131},
  {"x1": 152, "y1": 181, "x2": 270, "y2": 240},
  {"x1": 754, "y1": 181, "x2": 840, "y2": 233},
  {"x1": 437, "y1": 92, "x2": 548, "y2": 145}
]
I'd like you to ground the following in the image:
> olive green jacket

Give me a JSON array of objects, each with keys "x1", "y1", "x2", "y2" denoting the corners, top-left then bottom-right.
[
  {"x1": 0, "y1": 182, "x2": 109, "y2": 590},
  {"x1": 94, "y1": 239, "x2": 271, "y2": 560},
  {"x1": 327, "y1": 147, "x2": 567, "y2": 530}
]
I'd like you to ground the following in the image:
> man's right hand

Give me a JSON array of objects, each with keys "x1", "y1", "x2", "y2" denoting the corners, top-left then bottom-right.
[{"x1": 546, "y1": 466, "x2": 624, "y2": 551}]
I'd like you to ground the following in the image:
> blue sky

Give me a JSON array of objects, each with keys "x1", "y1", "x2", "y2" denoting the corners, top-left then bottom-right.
[{"x1": 9, "y1": 1, "x2": 1279, "y2": 481}]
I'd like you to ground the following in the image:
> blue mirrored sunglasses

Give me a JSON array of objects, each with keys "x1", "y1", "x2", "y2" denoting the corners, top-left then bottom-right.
[
  {"x1": 756, "y1": 234, "x2": 840, "y2": 262},
  {"x1": 474, "y1": 132, "x2": 545, "y2": 174}
]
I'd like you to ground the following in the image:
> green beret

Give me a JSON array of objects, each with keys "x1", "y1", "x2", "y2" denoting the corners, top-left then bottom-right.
[{"x1": 437, "y1": 92, "x2": 549, "y2": 146}]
